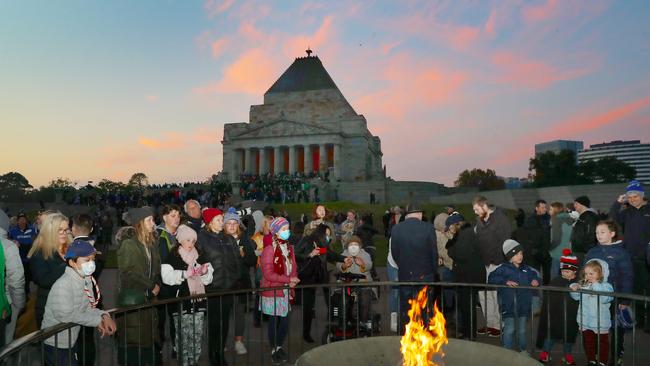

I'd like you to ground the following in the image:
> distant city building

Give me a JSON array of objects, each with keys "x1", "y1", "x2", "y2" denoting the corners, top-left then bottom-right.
[
  {"x1": 499, "y1": 176, "x2": 530, "y2": 190},
  {"x1": 578, "y1": 140, "x2": 650, "y2": 184},
  {"x1": 535, "y1": 140, "x2": 584, "y2": 160}
]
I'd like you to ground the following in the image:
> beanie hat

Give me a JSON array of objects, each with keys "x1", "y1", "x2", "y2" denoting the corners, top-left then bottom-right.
[
  {"x1": 346, "y1": 235, "x2": 363, "y2": 248},
  {"x1": 574, "y1": 195, "x2": 591, "y2": 208},
  {"x1": 202, "y1": 208, "x2": 223, "y2": 225},
  {"x1": 0, "y1": 210, "x2": 10, "y2": 232},
  {"x1": 127, "y1": 206, "x2": 154, "y2": 225},
  {"x1": 176, "y1": 224, "x2": 197, "y2": 244},
  {"x1": 223, "y1": 207, "x2": 240, "y2": 224},
  {"x1": 560, "y1": 248, "x2": 579, "y2": 271},
  {"x1": 269, "y1": 217, "x2": 289, "y2": 235},
  {"x1": 502, "y1": 239, "x2": 523, "y2": 261},
  {"x1": 444, "y1": 212, "x2": 465, "y2": 231},
  {"x1": 626, "y1": 180, "x2": 644, "y2": 197},
  {"x1": 252, "y1": 210, "x2": 264, "y2": 233}
]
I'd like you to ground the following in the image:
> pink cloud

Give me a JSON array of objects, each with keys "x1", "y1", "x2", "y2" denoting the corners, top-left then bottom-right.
[
  {"x1": 381, "y1": 41, "x2": 401, "y2": 55},
  {"x1": 145, "y1": 95, "x2": 159, "y2": 103},
  {"x1": 204, "y1": 0, "x2": 235, "y2": 18},
  {"x1": 137, "y1": 132, "x2": 186, "y2": 150},
  {"x1": 215, "y1": 48, "x2": 279, "y2": 95},
  {"x1": 484, "y1": 9, "x2": 497, "y2": 37},
  {"x1": 523, "y1": 0, "x2": 559, "y2": 22},
  {"x1": 211, "y1": 37, "x2": 228, "y2": 58},
  {"x1": 283, "y1": 16, "x2": 333, "y2": 58}
]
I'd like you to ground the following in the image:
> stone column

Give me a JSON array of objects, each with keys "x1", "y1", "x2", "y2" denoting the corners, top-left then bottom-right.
[
  {"x1": 333, "y1": 144, "x2": 341, "y2": 179},
  {"x1": 303, "y1": 145, "x2": 312, "y2": 174},
  {"x1": 259, "y1": 147, "x2": 268, "y2": 174},
  {"x1": 274, "y1": 146, "x2": 282, "y2": 174},
  {"x1": 244, "y1": 148, "x2": 252, "y2": 174},
  {"x1": 289, "y1": 145, "x2": 297, "y2": 174},
  {"x1": 319, "y1": 144, "x2": 327, "y2": 174}
]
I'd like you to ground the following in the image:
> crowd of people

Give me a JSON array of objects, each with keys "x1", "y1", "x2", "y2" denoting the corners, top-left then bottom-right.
[
  {"x1": 238, "y1": 173, "x2": 326, "y2": 203},
  {"x1": 0, "y1": 179, "x2": 648, "y2": 365}
]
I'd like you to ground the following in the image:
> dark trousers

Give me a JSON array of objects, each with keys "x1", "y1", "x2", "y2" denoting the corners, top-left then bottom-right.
[
  {"x1": 44, "y1": 343, "x2": 79, "y2": 366},
  {"x1": 457, "y1": 286, "x2": 478, "y2": 340},
  {"x1": 156, "y1": 303, "x2": 176, "y2": 352},
  {"x1": 268, "y1": 315, "x2": 290, "y2": 348},
  {"x1": 208, "y1": 295, "x2": 233, "y2": 366},
  {"x1": 398, "y1": 283, "x2": 437, "y2": 335},
  {"x1": 632, "y1": 257, "x2": 650, "y2": 331},
  {"x1": 78, "y1": 326, "x2": 96, "y2": 366},
  {"x1": 302, "y1": 288, "x2": 316, "y2": 336},
  {"x1": 582, "y1": 330, "x2": 609, "y2": 364}
]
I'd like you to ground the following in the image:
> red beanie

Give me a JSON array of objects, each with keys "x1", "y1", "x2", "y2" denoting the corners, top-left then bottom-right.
[{"x1": 202, "y1": 208, "x2": 223, "y2": 225}]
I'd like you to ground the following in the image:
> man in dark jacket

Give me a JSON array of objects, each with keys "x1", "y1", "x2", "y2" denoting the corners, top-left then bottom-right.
[
  {"x1": 472, "y1": 196, "x2": 511, "y2": 337},
  {"x1": 514, "y1": 200, "x2": 551, "y2": 284},
  {"x1": 183, "y1": 199, "x2": 204, "y2": 233},
  {"x1": 390, "y1": 202, "x2": 438, "y2": 334},
  {"x1": 569, "y1": 195, "x2": 598, "y2": 263},
  {"x1": 609, "y1": 180, "x2": 650, "y2": 332}
]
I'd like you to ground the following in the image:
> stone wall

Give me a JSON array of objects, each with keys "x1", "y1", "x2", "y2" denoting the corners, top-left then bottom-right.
[{"x1": 429, "y1": 183, "x2": 627, "y2": 211}]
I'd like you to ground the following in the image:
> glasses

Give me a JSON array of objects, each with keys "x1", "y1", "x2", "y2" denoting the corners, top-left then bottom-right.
[{"x1": 58, "y1": 228, "x2": 71, "y2": 234}]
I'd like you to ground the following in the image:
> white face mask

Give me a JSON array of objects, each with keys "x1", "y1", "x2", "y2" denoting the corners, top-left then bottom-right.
[
  {"x1": 80, "y1": 261, "x2": 96, "y2": 276},
  {"x1": 348, "y1": 245, "x2": 360, "y2": 257}
]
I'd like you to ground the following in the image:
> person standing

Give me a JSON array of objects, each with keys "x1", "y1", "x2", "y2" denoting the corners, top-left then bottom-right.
[
  {"x1": 390, "y1": 202, "x2": 438, "y2": 334},
  {"x1": 9, "y1": 213, "x2": 37, "y2": 294},
  {"x1": 472, "y1": 196, "x2": 511, "y2": 337},
  {"x1": 609, "y1": 180, "x2": 650, "y2": 332},
  {"x1": 548, "y1": 202, "x2": 574, "y2": 280},
  {"x1": 569, "y1": 195, "x2": 598, "y2": 264},
  {"x1": 183, "y1": 200, "x2": 204, "y2": 233}
]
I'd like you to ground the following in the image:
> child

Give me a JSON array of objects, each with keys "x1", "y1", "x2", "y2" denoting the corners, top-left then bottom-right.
[
  {"x1": 585, "y1": 220, "x2": 633, "y2": 364},
  {"x1": 536, "y1": 249, "x2": 580, "y2": 365},
  {"x1": 570, "y1": 259, "x2": 614, "y2": 366},
  {"x1": 160, "y1": 224, "x2": 213, "y2": 366},
  {"x1": 488, "y1": 239, "x2": 541, "y2": 354},
  {"x1": 41, "y1": 240, "x2": 116, "y2": 366}
]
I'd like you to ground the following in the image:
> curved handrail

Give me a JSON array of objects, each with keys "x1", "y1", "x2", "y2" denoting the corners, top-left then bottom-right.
[{"x1": 1, "y1": 281, "x2": 647, "y2": 360}]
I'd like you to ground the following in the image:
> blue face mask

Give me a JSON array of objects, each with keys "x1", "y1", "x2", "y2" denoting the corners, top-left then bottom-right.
[{"x1": 278, "y1": 230, "x2": 291, "y2": 241}]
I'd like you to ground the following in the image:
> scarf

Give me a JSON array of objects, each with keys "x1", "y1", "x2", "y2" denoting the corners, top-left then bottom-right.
[
  {"x1": 273, "y1": 237, "x2": 291, "y2": 276},
  {"x1": 178, "y1": 246, "x2": 204, "y2": 295}
]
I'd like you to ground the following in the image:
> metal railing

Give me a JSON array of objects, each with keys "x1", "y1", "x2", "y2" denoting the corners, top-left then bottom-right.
[{"x1": 1, "y1": 281, "x2": 648, "y2": 366}]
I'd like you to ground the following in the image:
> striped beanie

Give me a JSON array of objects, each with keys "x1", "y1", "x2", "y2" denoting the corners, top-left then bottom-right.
[{"x1": 270, "y1": 217, "x2": 289, "y2": 235}]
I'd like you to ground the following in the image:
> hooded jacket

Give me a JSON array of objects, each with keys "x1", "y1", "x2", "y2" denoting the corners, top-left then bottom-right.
[
  {"x1": 569, "y1": 209, "x2": 599, "y2": 254},
  {"x1": 488, "y1": 261, "x2": 541, "y2": 318},
  {"x1": 570, "y1": 259, "x2": 614, "y2": 333},
  {"x1": 585, "y1": 240, "x2": 633, "y2": 304},
  {"x1": 609, "y1": 201, "x2": 650, "y2": 258}
]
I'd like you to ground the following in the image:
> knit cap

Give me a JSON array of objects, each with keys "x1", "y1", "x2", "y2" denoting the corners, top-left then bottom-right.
[
  {"x1": 346, "y1": 235, "x2": 363, "y2": 248},
  {"x1": 560, "y1": 248, "x2": 579, "y2": 271},
  {"x1": 444, "y1": 212, "x2": 465, "y2": 231},
  {"x1": 176, "y1": 224, "x2": 197, "y2": 244},
  {"x1": 270, "y1": 217, "x2": 289, "y2": 235},
  {"x1": 574, "y1": 195, "x2": 591, "y2": 208},
  {"x1": 626, "y1": 180, "x2": 644, "y2": 197},
  {"x1": 127, "y1": 206, "x2": 154, "y2": 225},
  {"x1": 202, "y1": 208, "x2": 223, "y2": 225},
  {"x1": 223, "y1": 207, "x2": 240, "y2": 224},
  {"x1": 502, "y1": 239, "x2": 523, "y2": 261}
]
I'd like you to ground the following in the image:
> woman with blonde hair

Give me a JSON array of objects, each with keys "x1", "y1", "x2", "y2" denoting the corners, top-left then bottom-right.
[
  {"x1": 115, "y1": 206, "x2": 161, "y2": 365},
  {"x1": 28, "y1": 211, "x2": 71, "y2": 328}
]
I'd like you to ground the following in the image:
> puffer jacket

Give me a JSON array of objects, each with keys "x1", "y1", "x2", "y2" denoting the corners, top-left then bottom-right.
[
  {"x1": 585, "y1": 241, "x2": 633, "y2": 304},
  {"x1": 610, "y1": 201, "x2": 650, "y2": 258},
  {"x1": 488, "y1": 262, "x2": 541, "y2": 318},
  {"x1": 197, "y1": 230, "x2": 241, "y2": 291},
  {"x1": 570, "y1": 209, "x2": 599, "y2": 254},
  {"x1": 570, "y1": 259, "x2": 614, "y2": 333},
  {"x1": 260, "y1": 237, "x2": 297, "y2": 298}
]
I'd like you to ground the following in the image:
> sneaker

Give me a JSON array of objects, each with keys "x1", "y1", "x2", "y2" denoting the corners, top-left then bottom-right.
[
  {"x1": 487, "y1": 328, "x2": 501, "y2": 337},
  {"x1": 562, "y1": 354, "x2": 576, "y2": 365},
  {"x1": 234, "y1": 340, "x2": 247, "y2": 355},
  {"x1": 476, "y1": 327, "x2": 489, "y2": 335},
  {"x1": 538, "y1": 351, "x2": 550, "y2": 363},
  {"x1": 390, "y1": 312, "x2": 398, "y2": 333},
  {"x1": 277, "y1": 347, "x2": 289, "y2": 362},
  {"x1": 271, "y1": 349, "x2": 283, "y2": 365}
]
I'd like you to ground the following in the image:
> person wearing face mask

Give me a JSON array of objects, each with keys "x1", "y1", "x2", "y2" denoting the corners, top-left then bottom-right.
[
  {"x1": 41, "y1": 240, "x2": 116, "y2": 366},
  {"x1": 337, "y1": 235, "x2": 374, "y2": 327}
]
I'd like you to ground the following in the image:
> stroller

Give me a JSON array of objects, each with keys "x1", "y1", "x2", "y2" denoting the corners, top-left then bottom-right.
[{"x1": 322, "y1": 272, "x2": 381, "y2": 344}]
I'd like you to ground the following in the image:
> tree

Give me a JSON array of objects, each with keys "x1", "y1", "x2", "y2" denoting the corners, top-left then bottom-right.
[
  {"x1": 48, "y1": 177, "x2": 76, "y2": 189},
  {"x1": 0, "y1": 172, "x2": 33, "y2": 200},
  {"x1": 454, "y1": 168, "x2": 506, "y2": 191},
  {"x1": 97, "y1": 179, "x2": 125, "y2": 193},
  {"x1": 128, "y1": 173, "x2": 149, "y2": 191},
  {"x1": 529, "y1": 150, "x2": 579, "y2": 187},
  {"x1": 592, "y1": 156, "x2": 636, "y2": 183}
]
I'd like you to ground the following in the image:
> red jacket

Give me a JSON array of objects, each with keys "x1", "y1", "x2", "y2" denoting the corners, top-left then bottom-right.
[{"x1": 260, "y1": 238, "x2": 297, "y2": 298}]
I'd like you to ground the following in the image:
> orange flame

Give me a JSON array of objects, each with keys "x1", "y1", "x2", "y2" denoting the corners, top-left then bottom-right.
[{"x1": 400, "y1": 287, "x2": 448, "y2": 366}]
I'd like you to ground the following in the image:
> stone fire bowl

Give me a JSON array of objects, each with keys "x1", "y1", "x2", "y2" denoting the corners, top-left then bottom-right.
[{"x1": 295, "y1": 336, "x2": 540, "y2": 366}]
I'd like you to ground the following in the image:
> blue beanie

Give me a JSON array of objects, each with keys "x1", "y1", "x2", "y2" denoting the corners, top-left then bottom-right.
[
  {"x1": 223, "y1": 207, "x2": 240, "y2": 224},
  {"x1": 626, "y1": 180, "x2": 644, "y2": 197}
]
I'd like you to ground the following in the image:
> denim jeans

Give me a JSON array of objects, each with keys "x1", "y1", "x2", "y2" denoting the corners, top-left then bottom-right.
[
  {"x1": 542, "y1": 338, "x2": 573, "y2": 354},
  {"x1": 386, "y1": 263, "x2": 399, "y2": 313},
  {"x1": 437, "y1": 266, "x2": 454, "y2": 310},
  {"x1": 502, "y1": 316, "x2": 528, "y2": 351}
]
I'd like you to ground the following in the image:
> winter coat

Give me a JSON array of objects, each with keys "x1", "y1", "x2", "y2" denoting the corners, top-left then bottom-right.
[
  {"x1": 585, "y1": 241, "x2": 633, "y2": 304},
  {"x1": 184, "y1": 216, "x2": 204, "y2": 234},
  {"x1": 390, "y1": 218, "x2": 438, "y2": 281},
  {"x1": 434, "y1": 214, "x2": 452, "y2": 270},
  {"x1": 549, "y1": 213, "x2": 573, "y2": 260},
  {"x1": 42, "y1": 267, "x2": 107, "y2": 348},
  {"x1": 570, "y1": 259, "x2": 614, "y2": 333},
  {"x1": 609, "y1": 201, "x2": 650, "y2": 259},
  {"x1": 569, "y1": 209, "x2": 599, "y2": 255},
  {"x1": 30, "y1": 250, "x2": 66, "y2": 327},
  {"x1": 488, "y1": 262, "x2": 541, "y2": 318},
  {"x1": 336, "y1": 248, "x2": 373, "y2": 282},
  {"x1": 260, "y1": 240, "x2": 297, "y2": 298},
  {"x1": 447, "y1": 223, "x2": 485, "y2": 284},
  {"x1": 474, "y1": 208, "x2": 512, "y2": 266},
  {"x1": 197, "y1": 230, "x2": 241, "y2": 291},
  {"x1": 8, "y1": 225, "x2": 37, "y2": 263},
  {"x1": 0, "y1": 235, "x2": 26, "y2": 315},
  {"x1": 115, "y1": 227, "x2": 160, "y2": 347},
  {"x1": 535, "y1": 275, "x2": 579, "y2": 348},
  {"x1": 160, "y1": 250, "x2": 214, "y2": 312},
  {"x1": 517, "y1": 214, "x2": 551, "y2": 268},
  {"x1": 294, "y1": 236, "x2": 328, "y2": 285},
  {"x1": 233, "y1": 233, "x2": 257, "y2": 290},
  {"x1": 156, "y1": 226, "x2": 177, "y2": 264}
]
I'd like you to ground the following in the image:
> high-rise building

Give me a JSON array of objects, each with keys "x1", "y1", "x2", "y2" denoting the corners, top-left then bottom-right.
[
  {"x1": 535, "y1": 140, "x2": 584, "y2": 158},
  {"x1": 578, "y1": 140, "x2": 650, "y2": 184}
]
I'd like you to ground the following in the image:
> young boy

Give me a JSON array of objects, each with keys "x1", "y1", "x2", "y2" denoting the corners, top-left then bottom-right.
[
  {"x1": 41, "y1": 240, "x2": 116, "y2": 366},
  {"x1": 488, "y1": 239, "x2": 541, "y2": 354},
  {"x1": 537, "y1": 249, "x2": 580, "y2": 365}
]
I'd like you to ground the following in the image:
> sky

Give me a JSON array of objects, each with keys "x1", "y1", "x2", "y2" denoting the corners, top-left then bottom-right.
[{"x1": 1, "y1": 0, "x2": 649, "y2": 188}]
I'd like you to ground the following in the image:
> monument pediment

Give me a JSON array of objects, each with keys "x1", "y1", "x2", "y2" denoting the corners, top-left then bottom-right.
[{"x1": 234, "y1": 119, "x2": 336, "y2": 139}]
